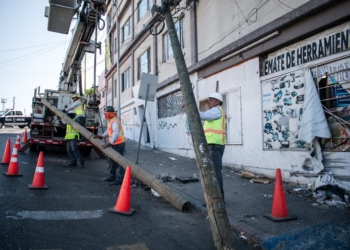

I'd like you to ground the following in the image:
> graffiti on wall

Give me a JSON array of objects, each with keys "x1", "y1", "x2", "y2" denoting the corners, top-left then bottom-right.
[
  {"x1": 158, "y1": 120, "x2": 177, "y2": 130},
  {"x1": 262, "y1": 68, "x2": 308, "y2": 150}
]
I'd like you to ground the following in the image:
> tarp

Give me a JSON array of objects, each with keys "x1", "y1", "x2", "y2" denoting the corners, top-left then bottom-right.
[{"x1": 298, "y1": 69, "x2": 331, "y2": 143}]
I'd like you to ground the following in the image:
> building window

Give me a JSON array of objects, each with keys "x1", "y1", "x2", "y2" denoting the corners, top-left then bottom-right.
[
  {"x1": 138, "y1": 48, "x2": 150, "y2": 80},
  {"x1": 122, "y1": 68, "x2": 131, "y2": 92},
  {"x1": 158, "y1": 90, "x2": 185, "y2": 119},
  {"x1": 122, "y1": 18, "x2": 130, "y2": 43},
  {"x1": 314, "y1": 62, "x2": 350, "y2": 152},
  {"x1": 102, "y1": 90, "x2": 105, "y2": 98},
  {"x1": 163, "y1": 19, "x2": 183, "y2": 61},
  {"x1": 137, "y1": 0, "x2": 149, "y2": 22}
]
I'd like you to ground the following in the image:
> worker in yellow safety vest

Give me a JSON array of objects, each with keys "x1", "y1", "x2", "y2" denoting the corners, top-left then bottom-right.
[
  {"x1": 64, "y1": 94, "x2": 85, "y2": 126},
  {"x1": 60, "y1": 110, "x2": 84, "y2": 168},
  {"x1": 94, "y1": 106, "x2": 125, "y2": 186},
  {"x1": 199, "y1": 92, "x2": 226, "y2": 201}
]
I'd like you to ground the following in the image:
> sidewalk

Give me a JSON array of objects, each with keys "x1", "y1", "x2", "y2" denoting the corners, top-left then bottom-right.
[{"x1": 121, "y1": 139, "x2": 350, "y2": 250}]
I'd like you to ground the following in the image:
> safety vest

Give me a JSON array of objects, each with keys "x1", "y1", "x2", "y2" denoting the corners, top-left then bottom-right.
[
  {"x1": 108, "y1": 117, "x2": 125, "y2": 145},
  {"x1": 203, "y1": 106, "x2": 226, "y2": 145},
  {"x1": 73, "y1": 100, "x2": 84, "y2": 116},
  {"x1": 64, "y1": 118, "x2": 80, "y2": 140}
]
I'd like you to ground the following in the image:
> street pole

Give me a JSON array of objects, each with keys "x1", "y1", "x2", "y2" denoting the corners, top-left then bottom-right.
[
  {"x1": 136, "y1": 84, "x2": 150, "y2": 164},
  {"x1": 115, "y1": 0, "x2": 121, "y2": 117},
  {"x1": 41, "y1": 99, "x2": 190, "y2": 212},
  {"x1": 154, "y1": 1, "x2": 236, "y2": 249},
  {"x1": 93, "y1": 13, "x2": 98, "y2": 103}
]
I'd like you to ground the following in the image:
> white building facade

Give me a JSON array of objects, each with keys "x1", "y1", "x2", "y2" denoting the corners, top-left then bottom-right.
[{"x1": 103, "y1": 0, "x2": 350, "y2": 189}]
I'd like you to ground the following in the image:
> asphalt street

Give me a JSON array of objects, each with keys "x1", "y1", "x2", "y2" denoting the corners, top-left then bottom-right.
[{"x1": 0, "y1": 127, "x2": 256, "y2": 250}]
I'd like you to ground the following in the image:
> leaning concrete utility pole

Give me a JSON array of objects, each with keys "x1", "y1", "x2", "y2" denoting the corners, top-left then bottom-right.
[
  {"x1": 41, "y1": 99, "x2": 190, "y2": 212},
  {"x1": 153, "y1": 1, "x2": 235, "y2": 249}
]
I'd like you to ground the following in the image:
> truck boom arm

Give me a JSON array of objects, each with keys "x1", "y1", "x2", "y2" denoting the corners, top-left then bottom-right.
[{"x1": 51, "y1": 1, "x2": 106, "y2": 93}]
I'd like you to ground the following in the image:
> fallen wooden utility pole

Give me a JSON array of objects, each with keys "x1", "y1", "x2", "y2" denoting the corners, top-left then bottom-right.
[
  {"x1": 41, "y1": 99, "x2": 190, "y2": 212},
  {"x1": 153, "y1": 1, "x2": 236, "y2": 249}
]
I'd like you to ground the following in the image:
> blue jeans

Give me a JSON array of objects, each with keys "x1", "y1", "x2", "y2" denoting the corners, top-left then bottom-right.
[
  {"x1": 66, "y1": 139, "x2": 84, "y2": 167},
  {"x1": 209, "y1": 144, "x2": 225, "y2": 200},
  {"x1": 108, "y1": 142, "x2": 125, "y2": 182}
]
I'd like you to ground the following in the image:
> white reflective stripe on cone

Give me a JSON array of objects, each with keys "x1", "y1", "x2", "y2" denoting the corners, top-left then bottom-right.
[{"x1": 35, "y1": 167, "x2": 44, "y2": 173}]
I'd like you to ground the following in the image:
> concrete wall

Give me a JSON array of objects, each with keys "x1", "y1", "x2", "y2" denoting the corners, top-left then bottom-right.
[{"x1": 195, "y1": 0, "x2": 309, "y2": 60}]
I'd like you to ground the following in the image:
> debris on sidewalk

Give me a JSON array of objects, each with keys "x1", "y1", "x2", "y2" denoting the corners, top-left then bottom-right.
[
  {"x1": 310, "y1": 174, "x2": 339, "y2": 190},
  {"x1": 151, "y1": 189, "x2": 161, "y2": 197},
  {"x1": 250, "y1": 179, "x2": 270, "y2": 184},
  {"x1": 238, "y1": 231, "x2": 262, "y2": 249},
  {"x1": 239, "y1": 171, "x2": 257, "y2": 179},
  {"x1": 156, "y1": 174, "x2": 175, "y2": 182},
  {"x1": 169, "y1": 157, "x2": 177, "y2": 161},
  {"x1": 284, "y1": 173, "x2": 350, "y2": 209},
  {"x1": 262, "y1": 194, "x2": 273, "y2": 200},
  {"x1": 132, "y1": 177, "x2": 151, "y2": 191},
  {"x1": 238, "y1": 171, "x2": 270, "y2": 184},
  {"x1": 175, "y1": 176, "x2": 199, "y2": 184},
  {"x1": 233, "y1": 170, "x2": 272, "y2": 186}
]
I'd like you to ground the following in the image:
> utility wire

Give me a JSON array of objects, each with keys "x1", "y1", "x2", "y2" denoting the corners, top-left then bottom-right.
[
  {"x1": 0, "y1": 44, "x2": 65, "y2": 69},
  {"x1": 0, "y1": 41, "x2": 68, "y2": 53}
]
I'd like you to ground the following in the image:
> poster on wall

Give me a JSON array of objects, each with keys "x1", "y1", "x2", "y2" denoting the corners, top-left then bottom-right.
[{"x1": 262, "y1": 68, "x2": 308, "y2": 150}]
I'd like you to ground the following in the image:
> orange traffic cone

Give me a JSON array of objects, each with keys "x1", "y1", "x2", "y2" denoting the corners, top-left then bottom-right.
[
  {"x1": 15, "y1": 134, "x2": 20, "y2": 150},
  {"x1": 264, "y1": 168, "x2": 297, "y2": 222},
  {"x1": 109, "y1": 166, "x2": 135, "y2": 216},
  {"x1": 1, "y1": 139, "x2": 11, "y2": 165},
  {"x1": 22, "y1": 129, "x2": 28, "y2": 143},
  {"x1": 28, "y1": 151, "x2": 48, "y2": 189},
  {"x1": 3, "y1": 146, "x2": 23, "y2": 177}
]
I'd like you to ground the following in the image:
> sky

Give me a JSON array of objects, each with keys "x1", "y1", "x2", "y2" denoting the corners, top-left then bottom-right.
[{"x1": 0, "y1": 1, "x2": 106, "y2": 115}]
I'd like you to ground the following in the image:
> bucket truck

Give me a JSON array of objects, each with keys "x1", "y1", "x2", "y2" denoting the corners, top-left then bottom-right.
[{"x1": 19, "y1": 0, "x2": 106, "y2": 157}]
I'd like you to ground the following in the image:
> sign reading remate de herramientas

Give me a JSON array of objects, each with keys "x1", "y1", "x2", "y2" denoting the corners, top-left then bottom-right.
[{"x1": 263, "y1": 22, "x2": 350, "y2": 75}]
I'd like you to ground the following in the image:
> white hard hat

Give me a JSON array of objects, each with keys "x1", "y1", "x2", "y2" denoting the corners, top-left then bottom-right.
[
  {"x1": 209, "y1": 92, "x2": 223, "y2": 102},
  {"x1": 68, "y1": 110, "x2": 76, "y2": 114}
]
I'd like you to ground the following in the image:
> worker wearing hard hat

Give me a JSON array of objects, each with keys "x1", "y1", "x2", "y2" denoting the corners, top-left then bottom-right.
[
  {"x1": 64, "y1": 94, "x2": 85, "y2": 126},
  {"x1": 199, "y1": 92, "x2": 226, "y2": 201},
  {"x1": 59, "y1": 110, "x2": 84, "y2": 168},
  {"x1": 94, "y1": 106, "x2": 125, "y2": 186}
]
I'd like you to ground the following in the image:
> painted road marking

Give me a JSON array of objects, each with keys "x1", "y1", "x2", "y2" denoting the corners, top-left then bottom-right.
[
  {"x1": 106, "y1": 243, "x2": 149, "y2": 250},
  {"x1": 6, "y1": 210, "x2": 104, "y2": 220}
]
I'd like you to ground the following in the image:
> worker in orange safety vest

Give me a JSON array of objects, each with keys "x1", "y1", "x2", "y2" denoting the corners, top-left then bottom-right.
[{"x1": 94, "y1": 106, "x2": 125, "y2": 186}]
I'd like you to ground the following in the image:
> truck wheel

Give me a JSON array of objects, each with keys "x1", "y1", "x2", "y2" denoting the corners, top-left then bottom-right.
[
  {"x1": 0, "y1": 121, "x2": 3, "y2": 129},
  {"x1": 18, "y1": 126, "x2": 25, "y2": 129},
  {"x1": 30, "y1": 145, "x2": 37, "y2": 152}
]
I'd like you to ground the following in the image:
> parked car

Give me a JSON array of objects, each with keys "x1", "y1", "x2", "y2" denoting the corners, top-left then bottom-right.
[{"x1": 0, "y1": 110, "x2": 31, "y2": 129}]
